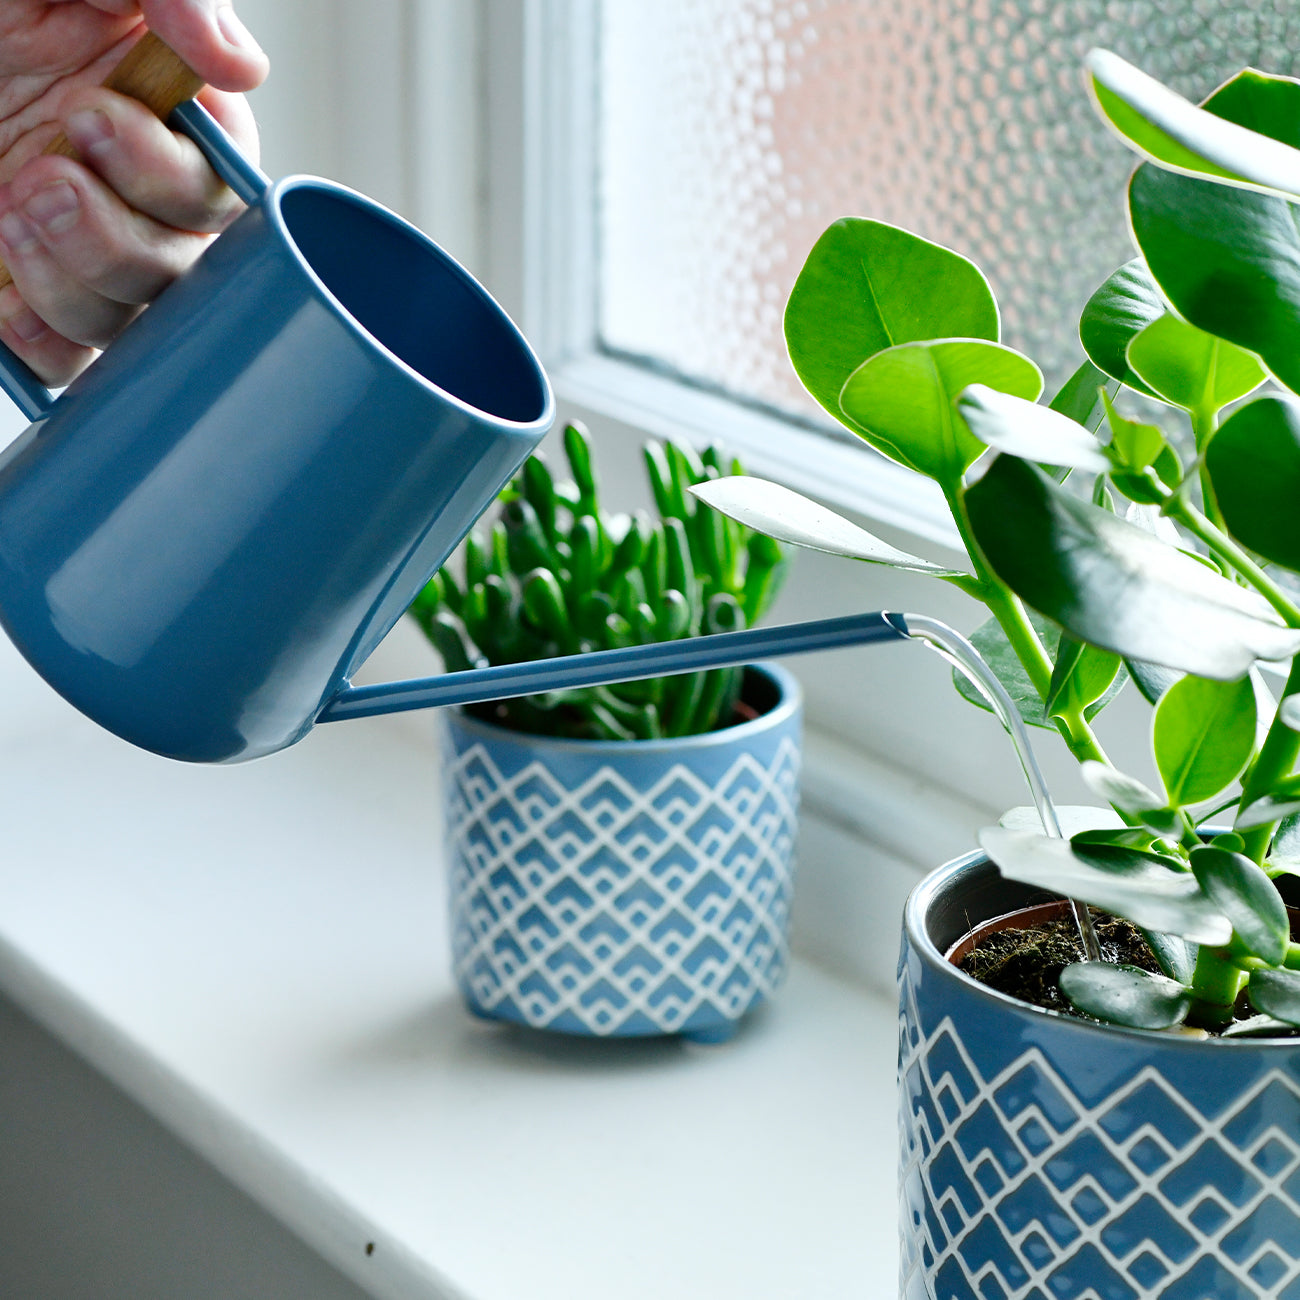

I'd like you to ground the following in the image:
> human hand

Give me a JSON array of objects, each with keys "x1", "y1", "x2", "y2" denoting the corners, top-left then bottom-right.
[{"x1": 0, "y1": 1, "x2": 268, "y2": 385}]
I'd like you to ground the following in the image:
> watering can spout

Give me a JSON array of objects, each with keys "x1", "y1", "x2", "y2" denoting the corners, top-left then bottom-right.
[{"x1": 319, "y1": 611, "x2": 912, "y2": 724}]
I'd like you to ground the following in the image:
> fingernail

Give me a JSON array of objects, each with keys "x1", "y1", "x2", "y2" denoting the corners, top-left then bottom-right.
[
  {"x1": 25, "y1": 182, "x2": 79, "y2": 235},
  {"x1": 217, "y1": 4, "x2": 265, "y2": 56},
  {"x1": 66, "y1": 108, "x2": 115, "y2": 158},
  {"x1": 0, "y1": 301, "x2": 48, "y2": 344},
  {"x1": 0, "y1": 210, "x2": 39, "y2": 254}
]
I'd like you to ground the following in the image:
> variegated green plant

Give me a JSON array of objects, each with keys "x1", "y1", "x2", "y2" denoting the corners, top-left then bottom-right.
[
  {"x1": 694, "y1": 52, "x2": 1300, "y2": 1035},
  {"x1": 407, "y1": 422, "x2": 787, "y2": 742}
]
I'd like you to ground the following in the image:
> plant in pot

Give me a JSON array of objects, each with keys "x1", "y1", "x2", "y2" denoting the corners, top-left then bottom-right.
[
  {"x1": 407, "y1": 422, "x2": 797, "y2": 1043},
  {"x1": 694, "y1": 51, "x2": 1300, "y2": 1300}
]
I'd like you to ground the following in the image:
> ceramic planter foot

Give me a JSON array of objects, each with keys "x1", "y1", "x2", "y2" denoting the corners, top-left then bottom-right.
[
  {"x1": 680, "y1": 1020, "x2": 743, "y2": 1046},
  {"x1": 443, "y1": 664, "x2": 802, "y2": 1041}
]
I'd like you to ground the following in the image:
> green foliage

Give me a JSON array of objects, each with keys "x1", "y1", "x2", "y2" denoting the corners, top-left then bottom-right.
[
  {"x1": 697, "y1": 50, "x2": 1300, "y2": 1035},
  {"x1": 784, "y1": 218, "x2": 999, "y2": 426},
  {"x1": 407, "y1": 425, "x2": 787, "y2": 742}
]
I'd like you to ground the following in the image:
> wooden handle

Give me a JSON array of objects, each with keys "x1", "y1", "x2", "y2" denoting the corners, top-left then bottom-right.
[{"x1": 0, "y1": 31, "x2": 204, "y2": 291}]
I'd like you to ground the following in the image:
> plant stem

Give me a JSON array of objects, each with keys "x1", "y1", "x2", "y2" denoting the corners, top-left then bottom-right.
[
  {"x1": 1190, "y1": 404, "x2": 1227, "y2": 534},
  {"x1": 1169, "y1": 499, "x2": 1300, "y2": 627},
  {"x1": 947, "y1": 480, "x2": 1112, "y2": 768},
  {"x1": 1239, "y1": 655, "x2": 1300, "y2": 863},
  {"x1": 1187, "y1": 944, "x2": 1244, "y2": 1028}
]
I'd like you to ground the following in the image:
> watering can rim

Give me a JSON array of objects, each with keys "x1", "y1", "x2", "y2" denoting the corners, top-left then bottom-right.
[{"x1": 253, "y1": 169, "x2": 555, "y2": 438}]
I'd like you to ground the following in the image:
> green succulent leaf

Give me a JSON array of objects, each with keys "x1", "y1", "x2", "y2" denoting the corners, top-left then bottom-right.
[
  {"x1": 1125, "y1": 313, "x2": 1266, "y2": 414},
  {"x1": 953, "y1": 612, "x2": 1056, "y2": 731},
  {"x1": 1088, "y1": 51, "x2": 1300, "y2": 198},
  {"x1": 1269, "y1": 813, "x2": 1300, "y2": 870},
  {"x1": 1078, "y1": 259, "x2": 1166, "y2": 397},
  {"x1": 1103, "y1": 395, "x2": 1172, "y2": 475},
  {"x1": 687, "y1": 477, "x2": 963, "y2": 576},
  {"x1": 999, "y1": 805, "x2": 1125, "y2": 835},
  {"x1": 979, "y1": 827, "x2": 1232, "y2": 945},
  {"x1": 1145, "y1": 933, "x2": 1196, "y2": 985},
  {"x1": 1152, "y1": 673, "x2": 1258, "y2": 806},
  {"x1": 1059, "y1": 961, "x2": 1191, "y2": 1030},
  {"x1": 839, "y1": 340, "x2": 1043, "y2": 482},
  {"x1": 1131, "y1": 162, "x2": 1300, "y2": 394},
  {"x1": 1080, "y1": 760, "x2": 1178, "y2": 832},
  {"x1": 1248, "y1": 969, "x2": 1300, "y2": 1027},
  {"x1": 1071, "y1": 826, "x2": 1172, "y2": 852},
  {"x1": 964, "y1": 455, "x2": 1300, "y2": 679},
  {"x1": 1045, "y1": 633, "x2": 1123, "y2": 723},
  {"x1": 1221, "y1": 1013, "x2": 1300, "y2": 1037},
  {"x1": 1189, "y1": 845, "x2": 1289, "y2": 964},
  {"x1": 956, "y1": 385, "x2": 1109, "y2": 471},
  {"x1": 1125, "y1": 657, "x2": 1182, "y2": 705},
  {"x1": 784, "y1": 218, "x2": 1000, "y2": 424},
  {"x1": 1206, "y1": 396, "x2": 1300, "y2": 573},
  {"x1": 1122, "y1": 66, "x2": 1300, "y2": 393},
  {"x1": 1237, "y1": 794, "x2": 1300, "y2": 832}
]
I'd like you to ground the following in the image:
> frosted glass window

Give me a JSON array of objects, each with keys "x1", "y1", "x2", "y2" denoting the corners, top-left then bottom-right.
[{"x1": 598, "y1": 0, "x2": 1300, "y2": 421}]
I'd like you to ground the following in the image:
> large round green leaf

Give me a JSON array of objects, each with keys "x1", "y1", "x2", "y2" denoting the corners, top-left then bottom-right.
[
  {"x1": 1059, "y1": 961, "x2": 1191, "y2": 1030},
  {"x1": 979, "y1": 827, "x2": 1231, "y2": 945},
  {"x1": 1049, "y1": 360, "x2": 1116, "y2": 434},
  {"x1": 1128, "y1": 167, "x2": 1300, "y2": 392},
  {"x1": 1248, "y1": 968, "x2": 1300, "y2": 1027},
  {"x1": 838, "y1": 340, "x2": 1042, "y2": 482},
  {"x1": 953, "y1": 610, "x2": 1058, "y2": 732},
  {"x1": 1044, "y1": 632, "x2": 1123, "y2": 724},
  {"x1": 956, "y1": 386, "x2": 1109, "y2": 471},
  {"x1": 784, "y1": 219, "x2": 1000, "y2": 425},
  {"x1": 1088, "y1": 52, "x2": 1300, "y2": 198},
  {"x1": 1189, "y1": 844, "x2": 1289, "y2": 964},
  {"x1": 1080, "y1": 760, "x2": 1176, "y2": 830},
  {"x1": 1079, "y1": 259, "x2": 1165, "y2": 397},
  {"x1": 1126, "y1": 313, "x2": 1266, "y2": 415},
  {"x1": 687, "y1": 476, "x2": 963, "y2": 576},
  {"x1": 1128, "y1": 74, "x2": 1300, "y2": 396},
  {"x1": 1153, "y1": 673, "x2": 1257, "y2": 806},
  {"x1": 964, "y1": 455, "x2": 1300, "y2": 679},
  {"x1": 1205, "y1": 396, "x2": 1300, "y2": 572}
]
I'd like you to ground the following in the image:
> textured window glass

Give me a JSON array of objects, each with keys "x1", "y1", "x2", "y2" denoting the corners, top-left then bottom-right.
[{"x1": 598, "y1": 0, "x2": 1300, "y2": 421}]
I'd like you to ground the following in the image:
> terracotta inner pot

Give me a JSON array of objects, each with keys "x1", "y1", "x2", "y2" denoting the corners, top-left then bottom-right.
[
  {"x1": 944, "y1": 899, "x2": 1300, "y2": 968},
  {"x1": 943, "y1": 900, "x2": 1072, "y2": 965}
]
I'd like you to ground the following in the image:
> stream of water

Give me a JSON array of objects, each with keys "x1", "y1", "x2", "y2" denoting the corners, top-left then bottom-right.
[{"x1": 898, "y1": 612, "x2": 1103, "y2": 962}]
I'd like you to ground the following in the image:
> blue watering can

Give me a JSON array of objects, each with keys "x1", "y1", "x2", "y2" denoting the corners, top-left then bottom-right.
[{"x1": 0, "y1": 34, "x2": 917, "y2": 764}]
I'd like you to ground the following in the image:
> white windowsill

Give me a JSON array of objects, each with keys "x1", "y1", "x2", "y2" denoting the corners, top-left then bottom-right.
[{"x1": 0, "y1": 629, "x2": 899, "y2": 1300}]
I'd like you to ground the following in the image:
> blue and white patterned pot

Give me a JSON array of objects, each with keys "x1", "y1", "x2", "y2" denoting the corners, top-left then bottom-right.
[
  {"x1": 900, "y1": 851, "x2": 1300, "y2": 1300},
  {"x1": 441, "y1": 662, "x2": 801, "y2": 1042}
]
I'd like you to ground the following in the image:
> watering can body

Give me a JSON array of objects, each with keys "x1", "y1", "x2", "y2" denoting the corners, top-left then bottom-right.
[
  {"x1": 0, "y1": 143, "x2": 553, "y2": 762},
  {"x1": 0, "y1": 35, "x2": 917, "y2": 765}
]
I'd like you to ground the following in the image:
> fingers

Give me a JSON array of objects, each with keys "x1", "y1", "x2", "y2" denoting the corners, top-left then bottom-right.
[
  {"x1": 59, "y1": 82, "x2": 254, "y2": 233},
  {"x1": 138, "y1": 0, "x2": 268, "y2": 92},
  {"x1": 0, "y1": 153, "x2": 205, "y2": 319},
  {"x1": 0, "y1": 75, "x2": 260, "y2": 376},
  {"x1": 0, "y1": 282, "x2": 99, "y2": 386}
]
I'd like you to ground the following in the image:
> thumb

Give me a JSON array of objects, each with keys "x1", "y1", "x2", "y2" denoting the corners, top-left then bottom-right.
[{"x1": 138, "y1": 0, "x2": 269, "y2": 92}]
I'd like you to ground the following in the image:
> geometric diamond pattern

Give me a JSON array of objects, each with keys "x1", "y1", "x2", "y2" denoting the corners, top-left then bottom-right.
[
  {"x1": 899, "y1": 954, "x2": 1300, "y2": 1300},
  {"x1": 443, "y1": 678, "x2": 800, "y2": 1039}
]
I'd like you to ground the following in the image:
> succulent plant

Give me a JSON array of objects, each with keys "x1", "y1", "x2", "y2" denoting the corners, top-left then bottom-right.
[{"x1": 406, "y1": 421, "x2": 787, "y2": 741}]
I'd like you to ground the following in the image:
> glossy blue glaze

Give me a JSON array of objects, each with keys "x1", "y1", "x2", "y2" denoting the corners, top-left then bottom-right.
[
  {"x1": 0, "y1": 167, "x2": 552, "y2": 762},
  {"x1": 899, "y1": 853, "x2": 1300, "y2": 1300},
  {"x1": 442, "y1": 663, "x2": 802, "y2": 1041}
]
